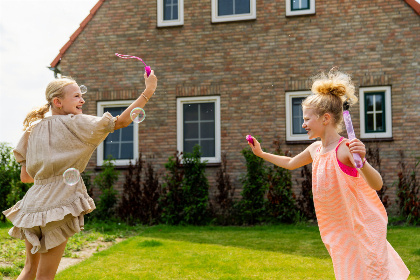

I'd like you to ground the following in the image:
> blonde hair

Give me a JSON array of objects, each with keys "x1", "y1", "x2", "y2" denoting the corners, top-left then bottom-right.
[
  {"x1": 23, "y1": 77, "x2": 77, "y2": 130},
  {"x1": 302, "y1": 68, "x2": 358, "y2": 130}
]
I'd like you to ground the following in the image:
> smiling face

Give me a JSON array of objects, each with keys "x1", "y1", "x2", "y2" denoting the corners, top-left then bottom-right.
[
  {"x1": 302, "y1": 107, "x2": 324, "y2": 139},
  {"x1": 53, "y1": 84, "x2": 85, "y2": 115}
]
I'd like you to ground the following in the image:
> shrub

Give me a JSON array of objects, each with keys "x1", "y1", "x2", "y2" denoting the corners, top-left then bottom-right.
[
  {"x1": 92, "y1": 158, "x2": 119, "y2": 220},
  {"x1": 182, "y1": 145, "x2": 210, "y2": 225},
  {"x1": 295, "y1": 165, "x2": 316, "y2": 221},
  {"x1": 366, "y1": 142, "x2": 390, "y2": 209},
  {"x1": 0, "y1": 143, "x2": 32, "y2": 222},
  {"x1": 396, "y1": 151, "x2": 420, "y2": 225},
  {"x1": 210, "y1": 153, "x2": 236, "y2": 225},
  {"x1": 160, "y1": 151, "x2": 185, "y2": 225},
  {"x1": 266, "y1": 138, "x2": 298, "y2": 223},
  {"x1": 160, "y1": 146, "x2": 210, "y2": 225},
  {"x1": 118, "y1": 154, "x2": 162, "y2": 225},
  {"x1": 236, "y1": 144, "x2": 268, "y2": 225}
]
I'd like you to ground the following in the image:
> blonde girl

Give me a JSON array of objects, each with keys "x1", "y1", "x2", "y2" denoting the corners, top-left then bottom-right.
[
  {"x1": 3, "y1": 71, "x2": 157, "y2": 280},
  {"x1": 248, "y1": 69, "x2": 409, "y2": 279}
]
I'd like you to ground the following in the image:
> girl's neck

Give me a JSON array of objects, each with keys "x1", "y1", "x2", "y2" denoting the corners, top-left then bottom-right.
[{"x1": 320, "y1": 130, "x2": 342, "y2": 150}]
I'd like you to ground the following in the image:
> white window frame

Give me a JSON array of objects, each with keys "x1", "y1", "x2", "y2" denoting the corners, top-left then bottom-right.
[
  {"x1": 359, "y1": 86, "x2": 392, "y2": 139},
  {"x1": 97, "y1": 100, "x2": 139, "y2": 166},
  {"x1": 157, "y1": 0, "x2": 184, "y2": 27},
  {"x1": 177, "y1": 96, "x2": 221, "y2": 164},
  {"x1": 286, "y1": 0, "x2": 315, "y2": 16},
  {"x1": 285, "y1": 91, "x2": 311, "y2": 141},
  {"x1": 211, "y1": 0, "x2": 256, "y2": 23}
]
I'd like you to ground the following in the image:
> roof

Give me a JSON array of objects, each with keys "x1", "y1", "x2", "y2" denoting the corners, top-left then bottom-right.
[
  {"x1": 50, "y1": 0, "x2": 419, "y2": 68},
  {"x1": 50, "y1": 0, "x2": 106, "y2": 68},
  {"x1": 405, "y1": 0, "x2": 420, "y2": 15}
]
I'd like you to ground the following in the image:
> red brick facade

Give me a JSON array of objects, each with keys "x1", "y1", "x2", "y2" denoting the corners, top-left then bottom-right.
[{"x1": 53, "y1": 0, "x2": 420, "y2": 213}]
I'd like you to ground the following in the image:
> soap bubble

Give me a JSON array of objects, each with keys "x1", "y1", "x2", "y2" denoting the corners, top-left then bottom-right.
[
  {"x1": 63, "y1": 168, "x2": 80, "y2": 186},
  {"x1": 79, "y1": 85, "x2": 87, "y2": 94},
  {"x1": 130, "y1": 107, "x2": 146, "y2": 123}
]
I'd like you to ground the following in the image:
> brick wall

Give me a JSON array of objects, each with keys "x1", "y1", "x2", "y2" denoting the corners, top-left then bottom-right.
[{"x1": 58, "y1": 0, "x2": 420, "y2": 214}]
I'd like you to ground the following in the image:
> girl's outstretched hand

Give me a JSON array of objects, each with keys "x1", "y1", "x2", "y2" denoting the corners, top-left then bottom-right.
[
  {"x1": 144, "y1": 70, "x2": 157, "y2": 93},
  {"x1": 346, "y1": 138, "x2": 366, "y2": 161},
  {"x1": 248, "y1": 137, "x2": 264, "y2": 157}
]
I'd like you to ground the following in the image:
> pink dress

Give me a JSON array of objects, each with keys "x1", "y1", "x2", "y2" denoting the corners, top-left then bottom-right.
[{"x1": 312, "y1": 138, "x2": 409, "y2": 280}]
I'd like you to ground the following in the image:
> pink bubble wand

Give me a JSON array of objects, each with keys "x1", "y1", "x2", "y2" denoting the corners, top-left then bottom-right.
[
  {"x1": 115, "y1": 53, "x2": 151, "y2": 77},
  {"x1": 246, "y1": 135, "x2": 254, "y2": 146},
  {"x1": 343, "y1": 102, "x2": 363, "y2": 168}
]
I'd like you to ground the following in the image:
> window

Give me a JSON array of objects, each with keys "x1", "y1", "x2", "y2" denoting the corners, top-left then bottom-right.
[
  {"x1": 157, "y1": 0, "x2": 184, "y2": 27},
  {"x1": 286, "y1": 0, "x2": 315, "y2": 16},
  {"x1": 285, "y1": 91, "x2": 311, "y2": 141},
  {"x1": 97, "y1": 100, "x2": 139, "y2": 166},
  {"x1": 177, "y1": 96, "x2": 221, "y2": 163},
  {"x1": 211, "y1": 0, "x2": 256, "y2": 23},
  {"x1": 359, "y1": 86, "x2": 392, "y2": 139}
]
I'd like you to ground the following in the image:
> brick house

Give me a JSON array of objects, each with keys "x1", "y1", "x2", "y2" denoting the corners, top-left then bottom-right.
[{"x1": 50, "y1": 0, "x2": 420, "y2": 213}]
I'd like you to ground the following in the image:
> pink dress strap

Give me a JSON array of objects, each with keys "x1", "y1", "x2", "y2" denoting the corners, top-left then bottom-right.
[{"x1": 335, "y1": 137, "x2": 358, "y2": 177}]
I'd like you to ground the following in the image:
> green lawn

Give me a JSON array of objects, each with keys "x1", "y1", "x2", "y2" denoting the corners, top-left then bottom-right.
[
  {"x1": 57, "y1": 224, "x2": 419, "y2": 280},
  {"x1": 1, "y1": 222, "x2": 419, "y2": 280}
]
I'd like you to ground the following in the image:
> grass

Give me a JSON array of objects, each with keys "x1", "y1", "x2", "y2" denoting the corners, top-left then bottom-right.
[
  {"x1": 57, "y1": 223, "x2": 419, "y2": 280},
  {"x1": 1, "y1": 221, "x2": 419, "y2": 279},
  {"x1": 0, "y1": 220, "x2": 144, "y2": 279}
]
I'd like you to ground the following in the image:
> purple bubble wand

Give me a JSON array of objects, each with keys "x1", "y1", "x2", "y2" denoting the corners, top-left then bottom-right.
[
  {"x1": 115, "y1": 53, "x2": 151, "y2": 77},
  {"x1": 343, "y1": 102, "x2": 363, "y2": 168}
]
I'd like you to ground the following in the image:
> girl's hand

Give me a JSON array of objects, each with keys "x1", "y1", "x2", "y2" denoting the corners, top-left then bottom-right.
[
  {"x1": 346, "y1": 138, "x2": 366, "y2": 160},
  {"x1": 248, "y1": 137, "x2": 264, "y2": 157},
  {"x1": 144, "y1": 70, "x2": 157, "y2": 94}
]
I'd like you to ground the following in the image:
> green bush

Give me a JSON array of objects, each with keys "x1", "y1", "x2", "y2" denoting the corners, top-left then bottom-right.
[
  {"x1": 0, "y1": 142, "x2": 32, "y2": 222},
  {"x1": 396, "y1": 152, "x2": 420, "y2": 225},
  {"x1": 266, "y1": 138, "x2": 298, "y2": 223},
  {"x1": 160, "y1": 146, "x2": 210, "y2": 225},
  {"x1": 160, "y1": 151, "x2": 184, "y2": 225},
  {"x1": 92, "y1": 158, "x2": 119, "y2": 220},
  {"x1": 235, "y1": 145, "x2": 268, "y2": 225}
]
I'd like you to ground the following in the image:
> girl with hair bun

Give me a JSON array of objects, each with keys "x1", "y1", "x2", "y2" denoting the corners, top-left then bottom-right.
[
  {"x1": 248, "y1": 69, "x2": 409, "y2": 279},
  {"x1": 3, "y1": 71, "x2": 157, "y2": 280}
]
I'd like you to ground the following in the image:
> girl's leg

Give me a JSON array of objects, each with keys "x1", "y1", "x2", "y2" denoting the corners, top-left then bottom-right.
[
  {"x1": 35, "y1": 238, "x2": 68, "y2": 280},
  {"x1": 16, "y1": 239, "x2": 40, "y2": 280}
]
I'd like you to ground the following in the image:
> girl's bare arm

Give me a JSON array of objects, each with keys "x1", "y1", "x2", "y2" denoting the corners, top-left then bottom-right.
[
  {"x1": 248, "y1": 137, "x2": 315, "y2": 170},
  {"x1": 346, "y1": 139, "x2": 383, "y2": 191},
  {"x1": 114, "y1": 71, "x2": 157, "y2": 130}
]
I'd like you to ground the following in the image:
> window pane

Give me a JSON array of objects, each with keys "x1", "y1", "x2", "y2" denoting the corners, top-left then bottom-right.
[
  {"x1": 218, "y1": 0, "x2": 233, "y2": 16},
  {"x1": 103, "y1": 106, "x2": 135, "y2": 161},
  {"x1": 201, "y1": 140, "x2": 216, "y2": 157},
  {"x1": 201, "y1": 122, "x2": 215, "y2": 138},
  {"x1": 292, "y1": 97, "x2": 306, "y2": 134},
  {"x1": 184, "y1": 122, "x2": 199, "y2": 139},
  {"x1": 164, "y1": 0, "x2": 178, "y2": 20},
  {"x1": 106, "y1": 129, "x2": 120, "y2": 142},
  {"x1": 121, "y1": 125, "x2": 133, "y2": 141},
  {"x1": 236, "y1": 0, "x2": 250, "y2": 14},
  {"x1": 375, "y1": 94, "x2": 383, "y2": 111},
  {"x1": 376, "y1": 113, "x2": 383, "y2": 132},
  {"x1": 200, "y1": 103, "x2": 215, "y2": 121},
  {"x1": 366, "y1": 95, "x2": 374, "y2": 112},
  {"x1": 292, "y1": 0, "x2": 309, "y2": 10},
  {"x1": 184, "y1": 104, "x2": 198, "y2": 121},
  {"x1": 184, "y1": 140, "x2": 199, "y2": 154},
  {"x1": 366, "y1": 113, "x2": 374, "y2": 132},
  {"x1": 173, "y1": 4, "x2": 178, "y2": 19},
  {"x1": 120, "y1": 143, "x2": 134, "y2": 159},
  {"x1": 104, "y1": 143, "x2": 119, "y2": 160}
]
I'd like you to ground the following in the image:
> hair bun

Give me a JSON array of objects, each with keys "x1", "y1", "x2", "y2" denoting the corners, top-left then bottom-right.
[{"x1": 313, "y1": 81, "x2": 346, "y2": 97}]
